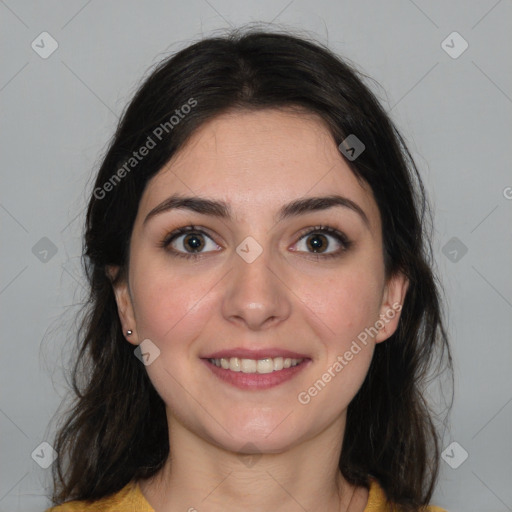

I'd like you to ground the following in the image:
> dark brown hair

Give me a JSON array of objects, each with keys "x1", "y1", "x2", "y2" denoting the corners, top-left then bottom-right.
[{"x1": 51, "y1": 28, "x2": 452, "y2": 510}]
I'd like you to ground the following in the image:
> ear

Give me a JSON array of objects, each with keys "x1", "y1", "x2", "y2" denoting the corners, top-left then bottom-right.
[
  {"x1": 374, "y1": 272, "x2": 409, "y2": 343},
  {"x1": 106, "y1": 265, "x2": 139, "y2": 346}
]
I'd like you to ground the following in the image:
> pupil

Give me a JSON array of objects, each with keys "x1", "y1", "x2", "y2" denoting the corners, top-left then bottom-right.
[
  {"x1": 185, "y1": 233, "x2": 203, "y2": 252},
  {"x1": 308, "y1": 234, "x2": 327, "y2": 253}
]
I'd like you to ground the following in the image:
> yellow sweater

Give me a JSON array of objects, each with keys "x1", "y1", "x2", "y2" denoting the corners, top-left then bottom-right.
[{"x1": 46, "y1": 478, "x2": 447, "y2": 511}]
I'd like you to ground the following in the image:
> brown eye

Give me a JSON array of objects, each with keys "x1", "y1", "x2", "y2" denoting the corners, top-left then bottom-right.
[
  {"x1": 161, "y1": 226, "x2": 221, "y2": 259},
  {"x1": 180, "y1": 233, "x2": 206, "y2": 252},
  {"x1": 305, "y1": 233, "x2": 329, "y2": 253},
  {"x1": 293, "y1": 226, "x2": 352, "y2": 258}
]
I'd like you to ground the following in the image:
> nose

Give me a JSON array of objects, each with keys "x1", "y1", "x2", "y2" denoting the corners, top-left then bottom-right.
[{"x1": 221, "y1": 243, "x2": 291, "y2": 331}]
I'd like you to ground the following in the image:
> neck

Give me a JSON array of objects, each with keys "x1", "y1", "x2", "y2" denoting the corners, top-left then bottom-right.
[{"x1": 139, "y1": 413, "x2": 362, "y2": 512}]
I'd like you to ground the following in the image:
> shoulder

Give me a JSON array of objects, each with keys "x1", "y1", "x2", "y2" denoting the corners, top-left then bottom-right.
[
  {"x1": 45, "y1": 481, "x2": 154, "y2": 512},
  {"x1": 366, "y1": 478, "x2": 448, "y2": 512}
]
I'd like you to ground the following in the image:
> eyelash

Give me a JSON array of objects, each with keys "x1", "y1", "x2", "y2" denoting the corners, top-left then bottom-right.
[{"x1": 159, "y1": 225, "x2": 352, "y2": 260}]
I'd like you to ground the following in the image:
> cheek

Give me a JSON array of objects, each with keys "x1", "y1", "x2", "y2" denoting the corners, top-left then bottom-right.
[
  {"x1": 130, "y1": 256, "x2": 217, "y2": 349},
  {"x1": 299, "y1": 263, "x2": 384, "y2": 342},
  {"x1": 294, "y1": 268, "x2": 381, "y2": 419},
  {"x1": 129, "y1": 263, "x2": 220, "y2": 408}
]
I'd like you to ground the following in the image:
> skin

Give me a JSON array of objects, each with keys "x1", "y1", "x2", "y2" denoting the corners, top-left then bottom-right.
[{"x1": 109, "y1": 109, "x2": 408, "y2": 512}]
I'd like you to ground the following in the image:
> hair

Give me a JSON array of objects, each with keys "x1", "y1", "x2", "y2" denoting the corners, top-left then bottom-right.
[{"x1": 50, "y1": 27, "x2": 452, "y2": 511}]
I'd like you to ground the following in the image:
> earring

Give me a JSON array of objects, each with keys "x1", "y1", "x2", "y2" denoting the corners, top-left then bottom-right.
[{"x1": 126, "y1": 330, "x2": 133, "y2": 336}]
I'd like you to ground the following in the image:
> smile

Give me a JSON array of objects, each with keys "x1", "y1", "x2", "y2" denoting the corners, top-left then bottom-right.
[
  {"x1": 203, "y1": 356, "x2": 310, "y2": 390},
  {"x1": 208, "y1": 356, "x2": 304, "y2": 374}
]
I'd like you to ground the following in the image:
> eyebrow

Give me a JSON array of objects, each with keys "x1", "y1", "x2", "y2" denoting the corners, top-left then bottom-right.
[{"x1": 143, "y1": 193, "x2": 370, "y2": 228}]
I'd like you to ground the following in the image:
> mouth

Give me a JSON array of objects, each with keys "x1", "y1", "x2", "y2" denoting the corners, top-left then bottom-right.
[
  {"x1": 201, "y1": 350, "x2": 311, "y2": 390},
  {"x1": 207, "y1": 356, "x2": 305, "y2": 374}
]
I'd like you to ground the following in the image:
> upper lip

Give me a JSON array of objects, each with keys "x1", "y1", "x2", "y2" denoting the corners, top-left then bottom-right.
[{"x1": 202, "y1": 348, "x2": 310, "y2": 360}]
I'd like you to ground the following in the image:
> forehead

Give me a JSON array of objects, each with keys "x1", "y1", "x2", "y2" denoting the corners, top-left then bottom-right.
[{"x1": 137, "y1": 109, "x2": 380, "y2": 230}]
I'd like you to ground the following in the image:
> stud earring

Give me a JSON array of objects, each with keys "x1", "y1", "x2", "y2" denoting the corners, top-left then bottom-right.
[{"x1": 126, "y1": 330, "x2": 133, "y2": 336}]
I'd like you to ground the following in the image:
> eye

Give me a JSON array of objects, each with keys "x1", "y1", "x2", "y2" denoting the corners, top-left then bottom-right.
[
  {"x1": 160, "y1": 224, "x2": 351, "y2": 260},
  {"x1": 292, "y1": 226, "x2": 352, "y2": 258},
  {"x1": 160, "y1": 226, "x2": 221, "y2": 259}
]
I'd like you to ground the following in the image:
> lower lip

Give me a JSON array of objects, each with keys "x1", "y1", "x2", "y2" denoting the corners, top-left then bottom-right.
[{"x1": 202, "y1": 359, "x2": 311, "y2": 390}]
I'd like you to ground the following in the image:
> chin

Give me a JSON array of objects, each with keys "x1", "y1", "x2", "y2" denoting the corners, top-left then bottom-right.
[{"x1": 198, "y1": 413, "x2": 311, "y2": 455}]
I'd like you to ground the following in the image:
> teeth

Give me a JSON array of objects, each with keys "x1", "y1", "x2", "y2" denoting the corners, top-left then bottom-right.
[
  {"x1": 241, "y1": 359, "x2": 257, "y2": 373},
  {"x1": 256, "y1": 358, "x2": 273, "y2": 374},
  {"x1": 273, "y1": 357, "x2": 284, "y2": 371},
  {"x1": 209, "y1": 356, "x2": 304, "y2": 373},
  {"x1": 229, "y1": 357, "x2": 241, "y2": 372}
]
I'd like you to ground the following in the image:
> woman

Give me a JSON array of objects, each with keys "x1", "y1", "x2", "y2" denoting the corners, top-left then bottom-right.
[{"x1": 47, "y1": 29, "x2": 452, "y2": 512}]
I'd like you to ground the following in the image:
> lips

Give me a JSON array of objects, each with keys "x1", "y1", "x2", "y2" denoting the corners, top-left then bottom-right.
[
  {"x1": 202, "y1": 357, "x2": 310, "y2": 390},
  {"x1": 200, "y1": 347, "x2": 311, "y2": 390}
]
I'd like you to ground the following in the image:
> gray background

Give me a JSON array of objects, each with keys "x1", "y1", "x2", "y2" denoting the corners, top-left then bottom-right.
[{"x1": 1, "y1": 1, "x2": 511, "y2": 511}]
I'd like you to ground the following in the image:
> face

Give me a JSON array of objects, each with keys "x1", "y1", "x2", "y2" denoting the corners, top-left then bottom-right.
[{"x1": 111, "y1": 109, "x2": 407, "y2": 454}]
